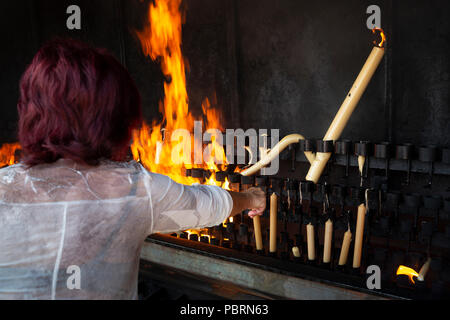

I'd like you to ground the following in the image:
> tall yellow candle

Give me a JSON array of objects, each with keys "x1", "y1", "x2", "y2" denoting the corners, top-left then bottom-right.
[
  {"x1": 253, "y1": 215, "x2": 263, "y2": 251},
  {"x1": 269, "y1": 193, "x2": 278, "y2": 253},
  {"x1": 306, "y1": 223, "x2": 316, "y2": 260},
  {"x1": 338, "y1": 229, "x2": 352, "y2": 266},
  {"x1": 352, "y1": 204, "x2": 366, "y2": 268},
  {"x1": 323, "y1": 219, "x2": 333, "y2": 263}
]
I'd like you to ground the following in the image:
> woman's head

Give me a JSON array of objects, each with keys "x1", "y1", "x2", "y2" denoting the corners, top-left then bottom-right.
[{"x1": 17, "y1": 38, "x2": 142, "y2": 166}]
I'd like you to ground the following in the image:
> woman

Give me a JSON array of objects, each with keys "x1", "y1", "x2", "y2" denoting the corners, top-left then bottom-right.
[{"x1": 0, "y1": 39, "x2": 265, "y2": 299}]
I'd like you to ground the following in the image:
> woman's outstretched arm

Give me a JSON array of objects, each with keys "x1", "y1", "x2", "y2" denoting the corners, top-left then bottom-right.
[{"x1": 144, "y1": 171, "x2": 266, "y2": 234}]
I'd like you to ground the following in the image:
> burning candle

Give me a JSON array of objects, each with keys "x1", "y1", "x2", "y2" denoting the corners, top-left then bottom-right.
[
  {"x1": 269, "y1": 193, "x2": 278, "y2": 253},
  {"x1": 352, "y1": 204, "x2": 366, "y2": 268},
  {"x1": 396, "y1": 257, "x2": 432, "y2": 284},
  {"x1": 323, "y1": 218, "x2": 333, "y2": 263},
  {"x1": 338, "y1": 228, "x2": 352, "y2": 266}
]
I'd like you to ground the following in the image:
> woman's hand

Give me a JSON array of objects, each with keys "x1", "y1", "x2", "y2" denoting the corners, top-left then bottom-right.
[
  {"x1": 227, "y1": 187, "x2": 266, "y2": 218},
  {"x1": 242, "y1": 187, "x2": 266, "y2": 218}
]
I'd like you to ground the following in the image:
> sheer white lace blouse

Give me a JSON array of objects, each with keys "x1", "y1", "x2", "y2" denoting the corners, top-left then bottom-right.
[{"x1": 0, "y1": 159, "x2": 232, "y2": 299}]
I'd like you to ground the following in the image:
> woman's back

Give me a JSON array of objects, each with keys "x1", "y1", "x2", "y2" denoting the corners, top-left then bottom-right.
[
  {"x1": 0, "y1": 159, "x2": 153, "y2": 299},
  {"x1": 0, "y1": 159, "x2": 232, "y2": 299}
]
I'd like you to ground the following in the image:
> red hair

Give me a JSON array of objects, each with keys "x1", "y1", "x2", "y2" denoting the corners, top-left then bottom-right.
[{"x1": 17, "y1": 38, "x2": 142, "y2": 166}]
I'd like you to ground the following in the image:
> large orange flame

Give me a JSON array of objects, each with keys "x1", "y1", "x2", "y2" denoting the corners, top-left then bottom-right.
[
  {"x1": 134, "y1": 0, "x2": 231, "y2": 239},
  {"x1": 132, "y1": 0, "x2": 228, "y2": 185}
]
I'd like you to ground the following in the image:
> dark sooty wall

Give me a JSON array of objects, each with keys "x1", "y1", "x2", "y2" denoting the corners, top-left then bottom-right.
[{"x1": 0, "y1": 1, "x2": 448, "y2": 147}]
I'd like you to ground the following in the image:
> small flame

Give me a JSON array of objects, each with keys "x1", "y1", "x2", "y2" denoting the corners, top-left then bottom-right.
[
  {"x1": 372, "y1": 28, "x2": 386, "y2": 48},
  {"x1": 205, "y1": 172, "x2": 218, "y2": 186},
  {"x1": 222, "y1": 177, "x2": 231, "y2": 191},
  {"x1": 396, "y1": 265, "x2": 419, "y2": 284},
  {"x1": 200, "y1": 234, "x2": 210, "y2": 240},
  {"x1": 186, "y1": 230, "x2": 198, "y2": 236},
  {"x1": 0, "y1": 143, "x2": 21, "y2": 167},
  {"x1": 233, "y1": 166, "x2": 242, "y2": 173}
]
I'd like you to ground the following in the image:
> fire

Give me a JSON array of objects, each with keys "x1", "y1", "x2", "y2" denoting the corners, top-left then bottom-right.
[
  {"x1": 184, "y1": 228, "x2": 216, "y2": 243},
  {"x1": 396, "y1": 265, "x2": 419, "y2": 284},
  {"x1": 134, "y1": 0, "x2": 232, "y2": 237},
  {"x1": 0, "y1": 143, "x2": 21, "y2": 167},
  {"x1": 222, "y1": 177, "x2": 231, "y2": 191},
  {"x1": 372, "y1": 28, "x2": 386, "y2": 48},
  {"x1": 133, "y1": 0, "x2": 194, "y2": 184},
  {"x1": 132, "y1": 0, "x2": 228, "y2": 185}
]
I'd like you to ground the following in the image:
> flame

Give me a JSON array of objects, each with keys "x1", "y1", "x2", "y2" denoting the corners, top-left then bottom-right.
[
  {"x1": 200, "y1": 233, "x2": 213, "y2": 243},
  {"x1": 186, "y1": 229, "x2": 199, "y2": 237},
  {"x1": 372, "y1": 28, "x2": 386, "y2": 48},
  {"x1": 136, "y1": 0, "x2": 191, "y2": 131},
  {"x1": 205, "y1": 174, "x2": 218, "y2": 186},
  {"x1": 396, "y1": 265, "x2": 419, "y2": 284},
  {"x1": 134, "y1": 0, "x2": 232, "y2": 238},
  {"x1": 184, "y1": 228, "x2": 214, "y2": 243},
  {"x1": 222, "y1": 218, "x2": 228, "y2": 228},
  {"x1": 222, "y1": 177, "x2": 231, "y2": 190},
  {"x1": 132, "y1": 0, "x2": 228, "y2": 186},
  {"x1": 0, "y1": 143, "x2": 21, "y2": 167}
]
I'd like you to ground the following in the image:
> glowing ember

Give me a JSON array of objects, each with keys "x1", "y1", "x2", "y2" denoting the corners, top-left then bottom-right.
[{"x1": 396, "y1": 265, "x2": 419, "y2": 284}]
